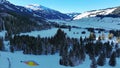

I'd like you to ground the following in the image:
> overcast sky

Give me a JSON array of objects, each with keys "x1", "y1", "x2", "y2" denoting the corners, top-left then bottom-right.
[{"x1": 8, "y1": 0, "x2": 120, "y2": 13}]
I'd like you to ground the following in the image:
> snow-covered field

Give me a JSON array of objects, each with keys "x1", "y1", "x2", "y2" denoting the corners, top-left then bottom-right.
[
  {"x1": 0, "y1": 51, "x2": 90, "y2": 68},
  {"x1": 0, "y1": 51, "x2": 120, "y2": 68},
  {"x1": 70, "y1": 18, "x2": 120, "y2": 30},
  {"x1": 50, "y1": 17, "x2": 120, "y2": 30},
  {"x1": 20, "y1": 28, "x2": 58, "y2": 38},
  {"x1": 20, "y1": 27, "x2": 111, "y2": 42},
  {"x1": 20, "y1": 28, "x2": 91, "y2": 38}
]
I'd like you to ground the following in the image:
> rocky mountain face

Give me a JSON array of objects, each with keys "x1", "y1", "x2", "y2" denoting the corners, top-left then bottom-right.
[{"x1": 25, "y1": 4, "x2": 71, "y2": 20}]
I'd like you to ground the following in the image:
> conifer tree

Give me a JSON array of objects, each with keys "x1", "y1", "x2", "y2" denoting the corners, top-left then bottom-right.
[
  {"x1": 89, "y1": 32, "x2": 96, "y2": 40},
  {"x1": 97, "y1": 53, "x2": 106, "y2": 66},
  {"x1": 0, "y1": 37, "x2": 4, "y2": 50},
  {"x1": 116, "y1": 48, "x2": 120, "y2": 57},
  {"x1": 109, "y1": 52, "x2": 116, "y2": 67},
  {"x1": 90, "y1": 57, "x2": 97, "y2": 68},
  {"x1": 10, "y1": 46, "x2": 14, "y2": 53}
]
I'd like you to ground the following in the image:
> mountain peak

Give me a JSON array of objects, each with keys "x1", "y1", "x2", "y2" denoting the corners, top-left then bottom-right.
[
  {"x1": 24, "y1": 4, "x2": 71, "y2": 20},
  {"x1": 25, "y1": 4, "x2": 46, "y2": 11},
  {"x1": 29, "y1": 4, "x2": 40, "y2": 7}
]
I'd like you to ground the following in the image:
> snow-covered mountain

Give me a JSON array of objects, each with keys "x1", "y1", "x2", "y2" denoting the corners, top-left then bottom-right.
[
  {"x1": 73, "y1": 7, "x2": 117, "y2": 20},
  {"x1": 0, "y1": 0, "x2": 37, "y2": 18},
  {"x1": 0, "y1": 0, "x2": 71, "y2": 20},
  {"x1": 66, "y1": 12, "x2": 80, "y2": 19},
  {"x1": 0, "y1": 0, "x2": 53, "y2": 34},
  {"x1": 25, "y1": 4, "x2": 71, "y2": 20}
]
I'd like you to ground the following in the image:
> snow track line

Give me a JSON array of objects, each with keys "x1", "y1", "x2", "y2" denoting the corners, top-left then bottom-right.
[{"x1": 7, "y1": 58, "x2": 11, "y2": 68}]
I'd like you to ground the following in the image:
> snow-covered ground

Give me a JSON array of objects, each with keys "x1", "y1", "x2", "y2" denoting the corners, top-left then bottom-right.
[
  {"x1": 0, "y1": 30, "x2": 6, "y2": 38},
  {"x1": 68, "y1": 17, "x2": 120, "y2": 30},
  {"x1": 49, "y1": 17, "x2": 120, "y2": 30},
  {"x1": 0, "y1": 51, "x2": 120, "y2": 68},
  {"x1": 1, "y1": 17, "x2": 120, "y2": 68},
  {"x1": 20, "y1": 28, "x2": 58, "y2": 38},
  {"x1": 20, "y1": 27, "x2": 108, "y2": 39},
  {"x1": 20, "y1": 28, "x2": 91, "y2": 38},
  {"x1": 0, "y1": 31, "x2": 10, "y2": 51},
  {"x1": 73, "y1": 8, "x2": 116, "y2": 20},
  {"x1": 0, "y1": 51, "x2": 90, "y2": 68}
]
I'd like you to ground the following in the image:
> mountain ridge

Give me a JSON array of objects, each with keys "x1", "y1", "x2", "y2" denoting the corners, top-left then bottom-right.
[
  {"x1": 73, "y1": 6, "x2": 120, "y2": 20},
  {"x1": 25, "y1": 4, "x2": 71, "y2": 20}
]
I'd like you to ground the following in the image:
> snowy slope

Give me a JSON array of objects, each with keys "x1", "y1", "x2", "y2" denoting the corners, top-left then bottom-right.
[
  {"x1": 25, "y1": 4, "x2": 43, "y2": 11},
  {"x1": 0, "y1": 51, "x2": 90, "y2": 68},
  {"x1": 0, "y1": 0, "x2": 44, "y2": 20},
  {"x1": 74, "y1": 8, "x2": 116, "y2": 20},
  {"x1": 0, "y1": 51, "x2": 120, "y2": 68},
  {"x1": 25, "y1": 4, "x2": 71, "y2": 20},
  {"x1": 66, "y1": 13, "x2": 80, "y2": 18},
  {"x1": 72, "y1": 17, "x2": 120, "y2": 30}
]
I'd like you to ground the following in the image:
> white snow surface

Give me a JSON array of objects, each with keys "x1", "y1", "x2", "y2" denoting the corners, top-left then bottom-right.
[
  {"x1": 20, "y1": 28, "x2": 58, "y2": 38},
  {"x1": 3, "y1": 41, "x2": 10, "y2": 51},
  {"x1": 0, "y1": 51, "x2": 120, "y2": 68},
  {"x1": 67, "y1": 17, "x2": 120, "y2": 30},
  {"x1": 74, "y1": 8, "x2": 116, "y2": 20},
  {"x1": 25, "y1": 4, "x2": 43, "y2": 11},
  {"x1": 4, "y1": 5, "x2": 14, "y2": 10},
  {"x1": 0, "y1": 30, "x2": 6, "y2": 38},
  {"x1": 20, "y1": 28, "x2": 91, "y2": 38}
]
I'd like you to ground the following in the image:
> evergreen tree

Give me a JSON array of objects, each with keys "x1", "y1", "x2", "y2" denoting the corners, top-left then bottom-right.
[
  {"x1": 89, "y1": 32, "x2": 96, "y2": 40},
  {"x1": 116, "y1": 48, "x2": 120, "y2": 57},
  {"x1": 51, "y1": 46, "x2": 56, "y2": 55},
  {"x1": 104, "y1": 41, "x2": 112, "y2": 58},
  {"x1": 68, "y1": 26, "x2": 71, "y2": 31},
  {"x1": 0, "y1": 37, "x2": 4, "y2": 50},
  {"x1": 90, "y1": 57, "x2": 97, "y2": 68},
  {"x1": 10, "y1": 46, "x2": 14, "y2": 53},
  {"x1": 109, "y1": 52, "x2": 116, "y2": 67},
  {"x1": 108, "y1": 33, "x2": 114, "y2": 39},
  {"x1": 97, "y1": 53, "x2": 106, "y2": 66},
  {"x1": 59, "y1": 56, "x2": 69, "y2": 66},
  {"x1": 54, "y1": 28, "x2": 66, "y2": 42},
  {"x1": 95, "y1": 41, "x2": 103, "y2": 57}
]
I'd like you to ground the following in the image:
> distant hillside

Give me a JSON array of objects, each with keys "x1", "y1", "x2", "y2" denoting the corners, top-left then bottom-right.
[{"x1": 73, "y1": 7, "x2": 120, "y2": 20}]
